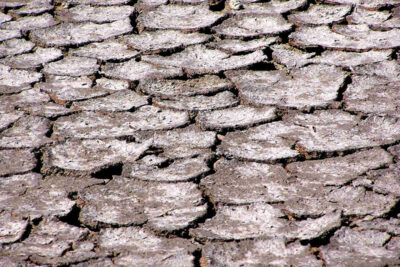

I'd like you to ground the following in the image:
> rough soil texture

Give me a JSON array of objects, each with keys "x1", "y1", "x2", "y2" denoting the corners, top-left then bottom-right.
[{"x1": 1, "y1": 0, "x2": 400, "y2": 266}]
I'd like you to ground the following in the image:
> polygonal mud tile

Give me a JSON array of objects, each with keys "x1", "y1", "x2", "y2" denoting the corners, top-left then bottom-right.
[
  {"x1": 200, "y1": 159, "x2": 292, "y2": 204},
  {"x1": 343, "y1": 75, "x2": 400, "y2": 117},
  {"x1": 0, "y1": 110, "x2": 23, "y2": 131},
  {"x1": 1, "y1": 219, "x2": 98, "y2": 266},
  {"x1": 286, "y1": 148, "x2": 393, "y2": 186},
  {"x1": 170, "y1": 0, "x2": 206, "y2": 4},
  {"x1": 53, "y1": 106, "x2": 189, "y2": 139},
  {"x1": 72, "y1": 90, "x2": 148, "y2": 112},
  {"x1": 0, "y1": 173, "x2": 41, "y2": 196},
  {"x1": 0, "y1": 116, "x2": 51, "y2": 149},
  {"x1": 355, "y1": 218, "x2": 400, "y2": 235},
  {"x1": 218, "y1": 121, "x2": 303, "y2": 162},
  {"x1": 0, "y1": 150, "x2": 36, "y2": 177},
  {"x1": 0, "y1": 187, "x2": 75, "y2": 220},
  {"x1": 0, "y1": 47, "x2": 62, "y2": 70},
  {"x1": 191, "y1": 203, "x2": 286, "y2": 240},
  {"x1": 208, "y1": 37, "x2": 277, "y2": 55},
  {"x1": 226, "y1": 64, "x2": 345, "y2": 109},
  {"x1": 348, "y1": 7, "x2": 400, "y2": 31},
  {"x1": 70, "y1": 40, "x2": 139, "y2": 61},
  {"x1": 0, "y1": 211, "x2": 28, "y2": 244},
  {"x1": 320, "y1": 228, "x2": 400, "y2": 267},
  {"x1": 121, "y1": 30, "x2": 210, "y2": 53},
  {"x1": 8, "y1": 0, "x2": 53, "y2": 16},
  {"x1": 102, "y1": 59, "x2": 183, "y2": 81},
  {"x1": 151, "y1": 125, "x2": 216, "y2": 149},
  {"x1": 138, "y1": 75, "x2": 232, "y2": 98},
  {"x1": 122, "y1": 154, "x2": 211, "y2": 182},
  {"x1": 43, "y1": 56, "x2": 99, "y2": 77},
  {"x1": 154, "y1": 91, "x2": 238, "y2": 111},
  {"x1": 0, "y1": 12, "x2": 12, "y2": 24},
  {"x1": 388, "y1": 144, "x2": 400, "y2": 159},
  {"x1": 143, "y1": 45, "x2": 266, "y2": 75},
  {"x1": 0, "y1": 39, "x2": 35, "y2": 58},
  {"x1": 137, "y1": 5, "x2": 225, "y2": 31},
  {"x1": 288, "y1": 4, "x2": 351, "y2": 26},
  {"x1": 197, "y1": 105, "x2": 276, "y2": 130},
  {"x1": 20, "y1": 103, "x2": 74, "y2": 118},
  {"x1": 79, "y1": 176, "x2": 207, "y2": 231},
  {"x1": 236, "y1": 0, "x2": 307, "y2": 15},
  {"x1": 40, "y1": 175, "x2": 104, "y2": 194},
  {"x1": 30, "y1": 18, "x2": 132, "y2": 47},
  {"x1": 64, "y1": 0, "x2": 131, "y2": 5},
  {"x1": 0, "y1": 13, "x2": 58, "y2": 32},
  {"x1": 95, "y1": 77, "x2": 129, "y2": 91},
  {"x1": 289, "y1": 24, "x2": 400, "y2": 51},
  {"x1": 0, "y1": 29, "x2": 21, "y2": 42},
  {"x1": 364, "y1": 165, "x2": 400, "y2": 197},
  {"x1": 44, "y1": 139, "x2": 151, "y2": 174},
  {"x1": 98, "y1": 227, "x2": 197, "y2": 266},
  {"x1": 310, "y1": 50, "x2": 392, "y2": 67},
  {"x1": 0, "y1": 66, "x2": 42, "y2": 94},
  {"x1": 0, "y1": 0, "x2": 30, "y2": 8},
  {"x1": 38, "y1": 75, "x2": 109, "y2": 102},
  {"x1": 320, "y1": 0, "x2": 400, "y2": 10},
  {"x1": 213, "y1": 14, "x2": 292, "y2": 38},
  {"x1": 71, "y1": 257, "x2": 114, "y2": 267},
  {"x1": 136, "y1": 0, "x2": 168, "y2": 8},
  {"x1": 56, "y1": 5, "x2": 135, "y2": 23},
  {"x1": 350, "y1": 60, "x2": 400, "y2": 78},
  {"x1": 203, "y1": 238, "x2": 322, "y2": 267},
  {"x1": 283, "y1": 185, "x2": 398, "y2": 218},
  {"x1": 271, "y1": 44, "x2": 315, "y2": 69}
]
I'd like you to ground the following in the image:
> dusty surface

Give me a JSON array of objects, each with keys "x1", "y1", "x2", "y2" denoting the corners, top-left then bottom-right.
[{"x1": 1, "y1": 0, "x2": 400, "y2": 266}]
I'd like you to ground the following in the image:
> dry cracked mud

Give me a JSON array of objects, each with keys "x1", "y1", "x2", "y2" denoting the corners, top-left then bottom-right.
[{"x1": 1, "y1": 0, "x2": 400, "y2": 266}]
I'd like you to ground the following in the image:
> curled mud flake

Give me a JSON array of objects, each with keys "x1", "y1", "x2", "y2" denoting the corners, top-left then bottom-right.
[
  {"x1": 0, "y1": 211, "x2": 28, "y2": 244},
  {"x1": 320, "y1": 227, "x2": 400, "y2": 267},
  {"x1": 98, "y1": 227, "x2": 196, "y2": 266},
  {"x1": 0, "y1": 39, "x2": 35, "y2": 58},
  {"x1": 123, "y1": 154, "x2": 211, "y2": 182},
  {"x1": 0, "y1": 13, "x2": 58, "y2": 32},
  {"x1": 20, "y1": 103, "x2": 74, "y2": 118},
  {"x1": 138, "y1": 75, "x2": 232, "y2": 98},
  {"x1": 213, "y1": 14, "x2": 292, "y2": 39},
  {"x1": 8, "y1": 0, "x2": 53, "y2": 16},
  {"x1": 64, "y1": 0, "x2": 131, "y2": 5},
  {"x1": 79, "y1": 177, "x2": 207, "y2": 231},
  {"x1": 0, "y1": 12, "x2": 12, "y2": 24},
  {"x1": 136, "y1": 0, "x2": 168, "y2": 8},
  {"x1": 137, "y1": 5, "x2": 225, "y2": 31},
  {"x1": 0, "y1": 0, "x2": 30, "y2": 8},
  {"x1": 347, "y1": 8, "x2": 391, "y2": 26},
  {"x1": 343, "y1": 75, "x2": 400, "y2": 117},
  {"x1": 0, "y1": 110, "x2": 24, "y2": 131},
  {"x1": 30, "y1": 18, "x2": 132, "y2": 47},
  {"x1": 289, "y1": 25, "x2": 400, "y2": 51},
  {"x1": 203, "y1": 238, "x2": 321, "y2": 267},
  {"x1": 95, "y1": 77, "x2": 129, "y2": 91},
  {"x1": 1, "y1": 220, "x2": 98, "y2": 265},
  {"x1": 0, "y1": 47, "x2": 62, "y2": 70},
  {"x1": 142, "y1": 45, "x2": 266, "y2": 75},
  {"x1": 0, "y1": 64, "x2": 42, "y2": 94},
  {"x1": 271, "y1": 44, "x2": 315, "y2": 69},
  {"x1": 350, "y1": 60, "x2": 400, "y2": 78},
  {"x1": 154, "y1": 91, "x2": 238, "y2": 111},
  {"x1": 43, "y1": 56, "x2": 99, "y2": 77},
  {"x1": 288, "y1": 4, "x2": 351, "y2": 26},
  {"x1": 200, "y1": 159, "x2": 293, "y2": 204},
  {"x1": 310, "y1": 50, "x2": 392, "y2": 67},
  {"x1": 53, "y1": 106, "x2": 189, "y2": 139},
  {"x1": 56, "y1": 5, "x2": 135, "y2": 23},
  {"x1": 208, "y1": 37, "x2": 277, "y2": 55},
  {"x1": 320, "y1": 0, "x2": 400, "y2": 10},
  {"x1": 121, "y1": 30, "x2": 210, "y2": 54},
  {"x1": 286, "y1": 148, "x2": 393, "y2": 186},
  {"x1": 0, "y1": 116, "x2": 51, "y2": 149},
  {"x1": 37, "y1": 76, "x2": 108, "y2": 102},
  {"x1": 0, "y1": 150, "x2": 36, "y2": 177},
  {"x1": 0, "y1": 29, "x2": 21, "y2": 42},
  {"x1": 226, "y1": 64, "x2": 346, "y2": 109},
  {"x1": 197, "y1": 105, "x2": 276, "y2": 130},
  {"x1": 71, "y1": 40, "x2": 139, "y2": 61},
  {"x1": 355, "y1": 218, "x2": 400, "y2": 235},
  {"x1": 364, "y1": 165, "x2": 400, "y2": 197},
  {"x1": 40, "y1": 175, "x2": 104, "y2": 195},
  {"x1": 44, "y1": 139, "x2": 151, "y2": 174},
  {"x1": 388, "y1": 144, "x2": 400, "y2": 159},
  {"x1": 72, "y1": 90, "x2": 148, "y2": 112},
  {"x1": 102, "y1": 59, "x2": 183, "y2": 82},
  {"x1": 234, "y1": 0, "x2": 307, "y2": 15}
]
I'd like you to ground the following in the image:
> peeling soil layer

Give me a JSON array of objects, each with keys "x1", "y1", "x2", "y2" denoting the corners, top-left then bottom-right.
[{"x1": 1, "y1": 0, "x2": 400, "y2": 266}]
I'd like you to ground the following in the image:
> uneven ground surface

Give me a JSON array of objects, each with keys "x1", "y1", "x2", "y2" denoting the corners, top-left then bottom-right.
[{"x1": 1, "y1": 0, "x2": 400, "y2": 266}]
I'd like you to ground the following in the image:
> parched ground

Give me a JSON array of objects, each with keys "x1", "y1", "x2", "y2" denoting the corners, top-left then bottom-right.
[{"x1": 1, "y1": 0, "x2": 400, "y2": 266}]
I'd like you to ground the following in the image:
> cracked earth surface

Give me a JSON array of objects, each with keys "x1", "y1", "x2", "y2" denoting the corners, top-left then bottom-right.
[{"x1": 0, "y1": 0, "x2": 400, "y2": 266}]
